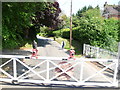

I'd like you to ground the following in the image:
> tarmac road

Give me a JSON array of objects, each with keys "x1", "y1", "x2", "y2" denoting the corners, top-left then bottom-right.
[
  {"x1": 37, "y1": 36, "x2": 69, "y2": 57},
  {"x1": 21, "y1": 36, "x2": 116, "y2": 85},
  {"x1": 0, "y1": 36, "x2": 119, "y2": 89}
]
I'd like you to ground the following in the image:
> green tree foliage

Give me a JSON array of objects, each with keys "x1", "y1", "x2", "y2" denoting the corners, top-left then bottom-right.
[
  {"x1": 2, "y1": 2, "x2": 61, "y2": 49},
  {"x1": 54, "y1": 7, "x2": 119, "y2": 52},
  {"x1": 101, "y1": 19, "x2": 118, "y2": 51},
  {"x1": 76, "y1": 6, "x2": 93, "y2": 17},
  {"x1": 2, "y1": 2, "x2": 35, "y2": 48},
  {"x1": 32, "y1": 2, "x2": 61, "y2": 30},
  {"x1": 58, "y1": 14, "x2": 69, "y2": 29},
  {"x1": 76, "y1": 8, "x2": 119, "y2": 51}
]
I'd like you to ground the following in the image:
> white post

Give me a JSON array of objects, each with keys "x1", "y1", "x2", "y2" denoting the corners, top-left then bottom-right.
[
  {"x1": 96, "y1": 47, "x2": 99, "y2": 58},
  {"x1": 80, "y1": 61, "x2": 84, "y2": 82},
  {"x1": 118, "y1": 42, "x2": 120, "y2": 72},
  {"x1": 83, "y1": 44, "x2": 86, "y2": 55},
  {"x1": 113, "y1": 42, "x2": 120, "y2": 87},
  {"x1": 13, "y1": 58, "x2": 17, "y2": 79},
  {"x1": 46, "y1": 60, "x2": 49, "y2": 81},
  {"x1": 113, "y1": 62, "x2": 118, "y2": 86}
]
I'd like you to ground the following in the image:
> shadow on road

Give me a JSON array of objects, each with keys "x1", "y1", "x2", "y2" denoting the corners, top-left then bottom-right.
[
  {"x1": 1, "y1": 81, "x2": 118, "y2": 89},
  {"x1": 2, "y1": 49, "x2": 31, "y2": 55},
  {"x1": 37, "y1": 39, "x2": 52, "y2": 47}
]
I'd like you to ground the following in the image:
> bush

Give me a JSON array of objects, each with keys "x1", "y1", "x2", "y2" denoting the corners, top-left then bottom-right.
[
  {"x1": 53, "y1": 28, "x2": 70, "y2": 38},
  {"x1": 53, "y1": 8, "x2": 119, "y2": 52}
]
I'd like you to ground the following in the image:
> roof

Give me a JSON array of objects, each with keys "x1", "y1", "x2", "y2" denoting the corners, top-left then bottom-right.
[{"x1": 103, "y1": 5, "x2": 120, "y2": 15}]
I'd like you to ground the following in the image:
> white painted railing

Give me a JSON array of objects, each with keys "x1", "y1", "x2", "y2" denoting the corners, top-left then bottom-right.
[
  {"x1": 83, "y1": 44, "x2": 118, "y2": 59},
  {"x1": 0, "y1": 55, "x2": 118, "y2": 87}
]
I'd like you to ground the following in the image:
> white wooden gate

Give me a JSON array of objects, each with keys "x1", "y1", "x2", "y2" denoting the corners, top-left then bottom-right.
[{"x1": 0, "y1": 55, "x2": 118, "y2": 87}]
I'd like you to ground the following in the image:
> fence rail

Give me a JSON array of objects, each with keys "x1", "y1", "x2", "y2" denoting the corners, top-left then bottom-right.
[
  {"x1": 83, "y1": 44, "x2": 118, "y2": 59},
  {"x1": 0, "y1": 55, "x2": 118, "y2": 87}
]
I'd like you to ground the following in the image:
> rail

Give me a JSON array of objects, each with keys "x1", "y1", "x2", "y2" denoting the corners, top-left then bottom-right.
[{"x1": 83, "y1": 44, "x2": 118, "y2": 59}]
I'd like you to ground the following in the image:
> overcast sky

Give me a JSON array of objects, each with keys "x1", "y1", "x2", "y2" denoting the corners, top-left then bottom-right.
[{"x1": 57, "y1": 0, "x2": 119, "y2": 16}]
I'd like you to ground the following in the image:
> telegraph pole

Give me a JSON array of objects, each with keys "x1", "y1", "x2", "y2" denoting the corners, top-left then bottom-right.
[{"x1": 69, "y1": 0, "x2": 72, "y2": 49}]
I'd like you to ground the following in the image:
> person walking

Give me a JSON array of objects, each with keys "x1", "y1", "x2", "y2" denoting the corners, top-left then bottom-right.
[
  {"x1": 61, "y1": 41, "x2": 65, "y2": 49},
  {"x1": 31, "y1": 40, "x2": 38, "y2": 58},
  {"x1": 32, "y1": 40, "x2": 37, "y2": 49}
]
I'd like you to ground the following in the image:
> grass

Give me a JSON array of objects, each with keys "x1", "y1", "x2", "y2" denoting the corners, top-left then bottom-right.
[
  {"x1": 54, "y1": 37, "x2": 70, "y2": 49},
  {"x1": 53, "y1": 37, "x2": 83, "y2": 57},
  {"x1": 20, "y1": 43, "x2": 32, "y2": 49}
]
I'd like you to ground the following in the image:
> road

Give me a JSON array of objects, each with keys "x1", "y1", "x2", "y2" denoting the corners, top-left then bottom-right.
[
  {"x1": 0, "y1": 36, "x2": 118, "y2": 88},
  {"x1": 21, "y1": 36, "x2": 117, "y2": 84},
  {"x1": 37, "y1": 36, "x2": 69, "y2": 57}
]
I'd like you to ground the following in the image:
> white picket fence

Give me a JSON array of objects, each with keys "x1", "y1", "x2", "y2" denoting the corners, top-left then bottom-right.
[
  {"x1": 83, "y1": 44, "x2": 119, "y2": 70},
  {"x1": 83, "y1": 44, "x2": 118, "y2": 59}
]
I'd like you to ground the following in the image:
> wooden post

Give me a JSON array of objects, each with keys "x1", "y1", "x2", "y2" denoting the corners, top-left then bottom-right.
[{"x1": 69, "y1": 0, "x2": 72, "y2": 49}]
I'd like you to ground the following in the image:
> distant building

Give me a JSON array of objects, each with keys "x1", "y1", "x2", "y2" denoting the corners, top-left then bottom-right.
[{"x1": 102, "y1": 2, "x2": 120, "y2": 19}]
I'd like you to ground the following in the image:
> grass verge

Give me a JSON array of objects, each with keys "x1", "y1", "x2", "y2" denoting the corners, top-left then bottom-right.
[
  {"x1": 20, "y1": 43, "x2": 32, "y2": 50},
  {"x1": 51, "y1": 37, "x2": 83, "y2": 57}
]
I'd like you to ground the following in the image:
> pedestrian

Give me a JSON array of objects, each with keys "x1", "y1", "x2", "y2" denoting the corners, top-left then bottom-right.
[
  {"x1": 54, "y1": 37, "x2": 56, "y2": 41},
  {"x1": 32, "y1": 40, "x2": 37, "y2": 49},
  {"x1": 61, "y1": 41, "x2": 65, "y2": 49},
  {"x1": 31, "y1": 40, "x2": 38, "y2": 58}
]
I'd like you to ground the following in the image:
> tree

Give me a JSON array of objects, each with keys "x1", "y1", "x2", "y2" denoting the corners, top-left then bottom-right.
[
  {"x1": 57, "y1": 7, "x2": 119, "y2": 52},
  {"x1": 76, "y1": 6, "x2": 93, "y2": 17},
  {"x1": 32, "y1": 2, "x2": 61, "y2": 30},
  {"x1": 79, "y1": 8, "x2": 118, "y2": 51},
  {"x1": 88, "y1": 5, "x2": 93, "y2": 10},
  {"x1": 29, "y1": 2, "x2": 62, "y2": 39},
  {"x1": 2, "y1": 1, "x2": 62, "y2": 49}
]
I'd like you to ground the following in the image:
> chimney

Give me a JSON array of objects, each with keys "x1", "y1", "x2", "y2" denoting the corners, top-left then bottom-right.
[{"x1": 104, "y1": 2, "x2": 108, "y2": 7}]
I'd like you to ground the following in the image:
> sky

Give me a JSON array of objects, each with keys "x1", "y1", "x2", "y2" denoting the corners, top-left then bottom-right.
[{"x1": 57, "y1": 0, "x2": 119, "y2": 16}]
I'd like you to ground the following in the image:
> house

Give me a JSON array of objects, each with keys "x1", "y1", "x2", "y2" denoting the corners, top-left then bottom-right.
[{"x1": 102, "y1": 2, "x2": 120, "y2": 19}]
